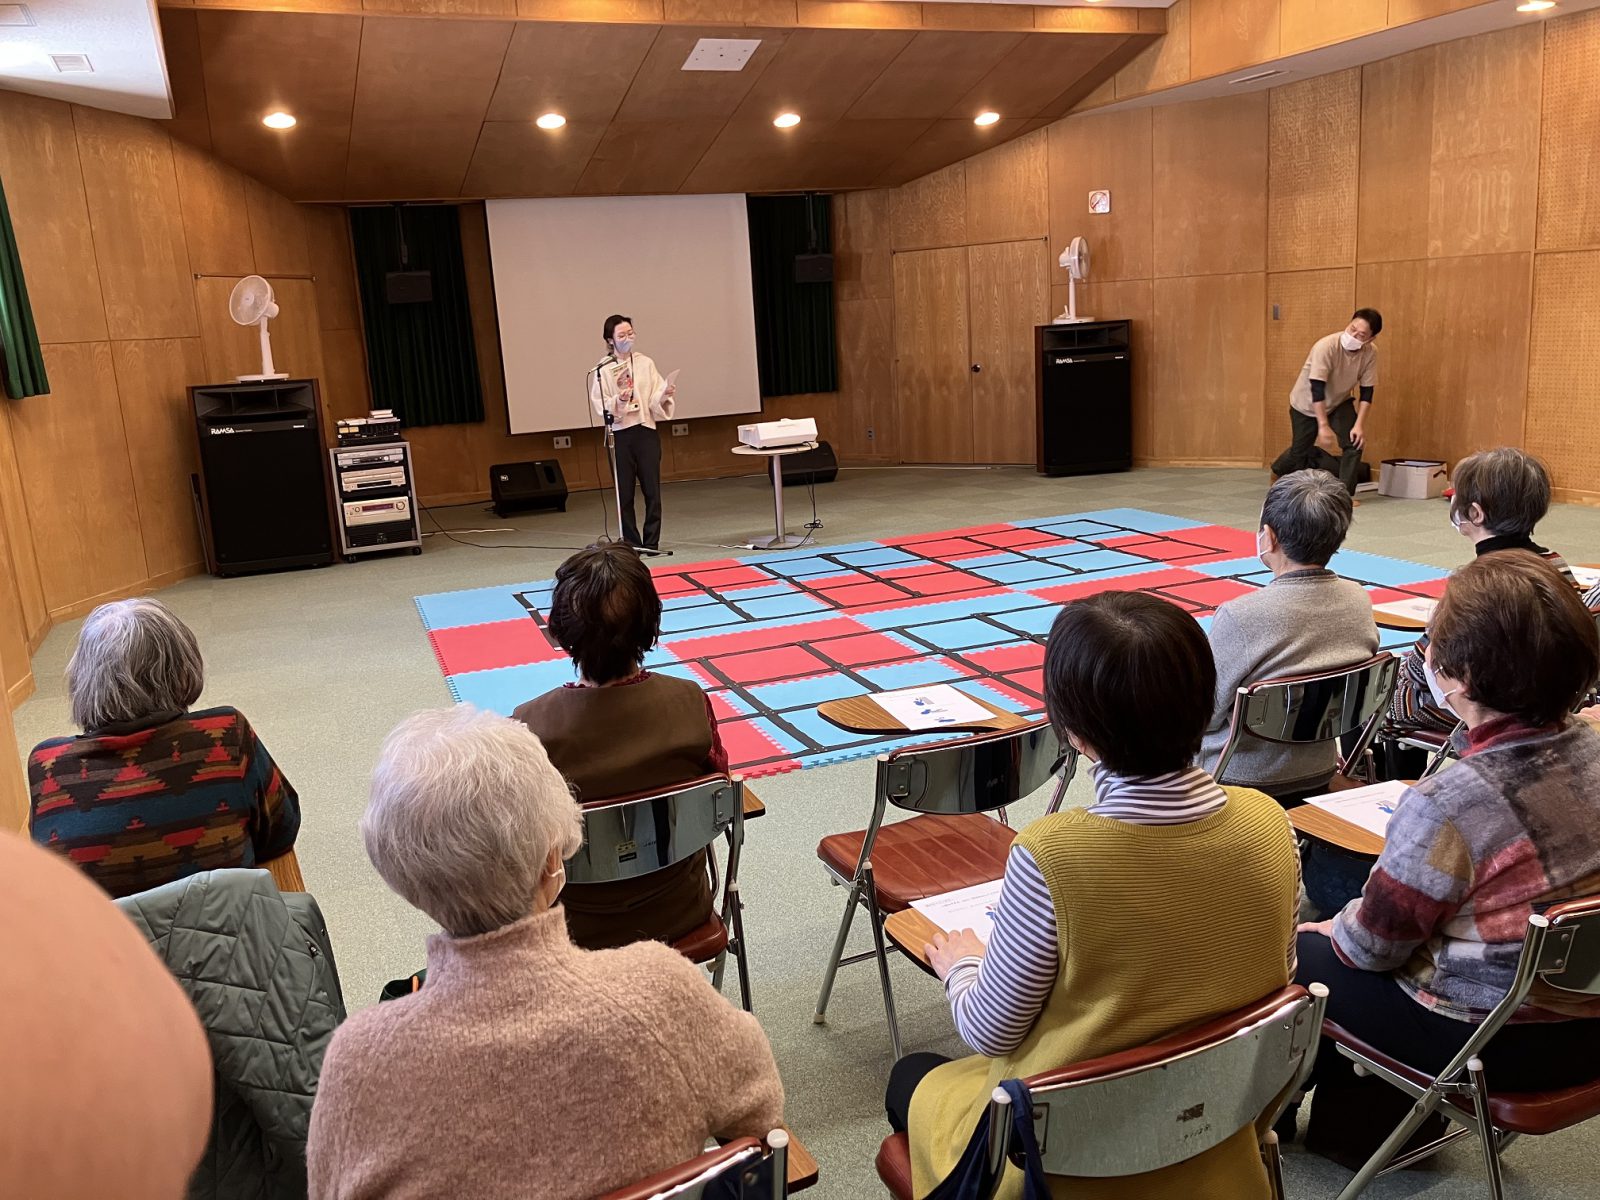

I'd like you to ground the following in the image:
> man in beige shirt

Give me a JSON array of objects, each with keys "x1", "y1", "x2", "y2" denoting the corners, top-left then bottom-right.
[{"x1": 1270, "y1": 307, "x2": 1382, "y2": 495}]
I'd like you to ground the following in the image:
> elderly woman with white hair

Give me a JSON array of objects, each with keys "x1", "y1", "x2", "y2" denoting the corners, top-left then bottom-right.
[
  {"x1": 28, "y1": 597, "x2": 300, "y2": 898},
  {"x1": 307, "y1": 705, "x2": 784, "y2": 1200}
]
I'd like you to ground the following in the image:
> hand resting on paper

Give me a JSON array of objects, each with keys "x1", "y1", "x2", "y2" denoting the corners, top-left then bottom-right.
[{"x1": 926, "y1": 928, "x2": 986, "y2": 981}]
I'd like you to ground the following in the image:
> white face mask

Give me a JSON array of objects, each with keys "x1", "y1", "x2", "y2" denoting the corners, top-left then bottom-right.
[
  {"x1": 1256, "y1": 527, "x2": 1271, "y2": 563},
  {"x1": 1340, "y1": 332, "x2": 1364, "y2": 353},
  {"x1": 1423, "y1": 657, "x2": 1459, "y2": 716},
  {"x1": 613, "y1": 337, "x2": 634, "y2": 356}
]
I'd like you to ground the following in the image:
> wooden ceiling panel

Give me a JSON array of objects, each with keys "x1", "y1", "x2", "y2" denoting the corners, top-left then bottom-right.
[
  {"x1": 951, "y1": 33, "x2": 1127, "y2": 121},
  {"x1": 683, "y1": 116, "x2": 932, "y2": 192},
  {"x1": 160, "y1": 9, "x2": 212, "y2": 152},
  {"x1": 352, "y1": 17, "x2": 515, "y2": 125},
  {"x1": 346, "y1": 119, "x2": 484, "y2": 199},
  {"x1": 484, "y1": 22, "x2": 661, "y2": 124},
  {"x1": 574, "y1": 118, "x2": 726, "y2": 193},
  {"x1": 611, "y1": 26, "x2": 790, "y2": 122},
  {"x1": 462, "y1": 119, "x2": 610, "y2": 195},
  {"x1": 730, "y1": 28, "x2": 915, "y2": 123},
  {"x1": 196, "y1": 11, "x2": 362, "y2": 127},
  {"x1": 845, "y1": 30, "x2": 1024, "y2": 121},
  {"x1": 875, "y1": 116, "x2": 1032, "y2": 186},
  {"x1": 208, "y1": 118, "x2": 352, "y2": 200}
]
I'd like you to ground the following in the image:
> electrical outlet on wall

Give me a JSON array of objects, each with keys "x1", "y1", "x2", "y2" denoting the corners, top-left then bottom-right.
[
  {"x1": 553, "y1": 435, "x2": 572, "y2": 449},
  {"x1": 867, "y1": 427, "x2": 875, "y2": 441},
  {"x1": 671, "y1": 423, "x2": 689, "y2": 437}
]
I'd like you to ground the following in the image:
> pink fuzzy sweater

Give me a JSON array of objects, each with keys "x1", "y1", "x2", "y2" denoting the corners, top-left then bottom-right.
[{"x1": 307, "y1": 906, "x2": 784, "y2": 1200}]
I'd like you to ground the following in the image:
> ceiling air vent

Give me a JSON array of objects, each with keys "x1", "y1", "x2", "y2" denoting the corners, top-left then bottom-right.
[
  {"x1": 0, "y1": 6, "x2": 35, "y2": 27},
  {"x1": 681, "y1": 38, "x2": 761, "y2": 72},
  {"x1": 50, "y1": 53, "x2": 93, "y2": 73}
]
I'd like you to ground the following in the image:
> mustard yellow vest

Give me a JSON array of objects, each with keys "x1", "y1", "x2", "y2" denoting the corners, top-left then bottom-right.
[{"x1": 906, "y1": 787, "x2": 1299, "y2": 1200}]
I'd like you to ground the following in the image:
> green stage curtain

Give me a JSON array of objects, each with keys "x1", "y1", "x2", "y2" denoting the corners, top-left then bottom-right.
[
  {"x1": 349, "y1": 205, "x2": 483, "y2": 427},
  {"x1": 0, "y1": 172, "x2": 48, "y2": 399},
  {"x1": 747, "y1": 195, "x2": 837, "y2": 397}
]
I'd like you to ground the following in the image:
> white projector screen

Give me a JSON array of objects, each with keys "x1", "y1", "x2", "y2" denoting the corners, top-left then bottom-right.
[{"x1": 486, "y1": 195, "x2": 763, "y2": 436}]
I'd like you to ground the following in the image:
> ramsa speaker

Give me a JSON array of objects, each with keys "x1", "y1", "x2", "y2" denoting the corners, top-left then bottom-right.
[
  {"x1": 779, "y1": 440, "x2": 838, "y2": 487},
  {"x1": 491, "y1": 460, "x2": 568, "y2": 517},
  {"x1": 793, "y1": 253, "x2": 834, "y2": 284}
]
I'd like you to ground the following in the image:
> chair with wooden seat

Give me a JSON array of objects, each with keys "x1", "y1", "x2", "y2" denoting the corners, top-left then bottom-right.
[
  {"x1": 812, "y1": 721, "x2": 1070, "y2": 1059},
  {"x1": 566, "y1": 773, "x2": 754, "y2": 1011},
  {"x1": 1209, "y1": 652, "x2": 1400, "y2": 797},
  {"x1": 595, "y1": 1130, "x2": 789, "y2": 1200},
  {"x1": 875, "y1": 984, "x2": 1328, "y2": 1200},
  {"x1": 1325, "y1": 895, "x2": 1600, "y2": 1200}
]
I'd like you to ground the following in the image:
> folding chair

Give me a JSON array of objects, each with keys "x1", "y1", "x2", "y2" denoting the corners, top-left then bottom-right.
[
  {"x1": 595, "y1": 1130, "x2": 790, "y2": 1200},
  {"x1": 1210, "y1": 652, "x2": 1400, "y2": 793},
  {"x1": 875, "y1": 984, "x2": 1329, "y2": 1200},
  {"x1": 566, "y1": 773, "x2": 754, "y2": 1011},
  {"x1": 812, "y1": 721, "x2": 1071, "y2": 1059},
  {"x1": 1326, "y1": 895, "x2": 1600, "y2": 1200}
]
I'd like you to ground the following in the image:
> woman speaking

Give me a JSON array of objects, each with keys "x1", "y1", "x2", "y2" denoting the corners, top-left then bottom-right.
[{"x1": 589, "y1": 314, "x2": 676, "y2": 551}]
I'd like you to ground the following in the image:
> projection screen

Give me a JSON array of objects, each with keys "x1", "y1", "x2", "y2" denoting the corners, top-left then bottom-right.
[{"x1": 485, "y1": 194, "x2": 764, "y2": 435}]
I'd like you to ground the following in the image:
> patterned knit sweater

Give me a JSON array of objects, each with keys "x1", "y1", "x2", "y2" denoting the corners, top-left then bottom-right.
[
  {"x1": 28, "y1": 706, "x2": 299, "y2": 898},
  {"x1": 1333, "y1": 716, "x2": 1600, "y2": 1021}
]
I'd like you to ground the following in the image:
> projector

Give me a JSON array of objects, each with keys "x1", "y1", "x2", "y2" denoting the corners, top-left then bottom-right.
[{"x1": 738, "y1": 418, "x2": 817, "y2": 449}]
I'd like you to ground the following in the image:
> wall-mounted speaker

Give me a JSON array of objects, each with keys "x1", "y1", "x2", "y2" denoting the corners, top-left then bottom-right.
[
  {"x1": 386, "y1": 270, "x2": 433, "y2": 304},
  {"x1": 793, "y1": 253, "x2": 834, "y2": 284}
]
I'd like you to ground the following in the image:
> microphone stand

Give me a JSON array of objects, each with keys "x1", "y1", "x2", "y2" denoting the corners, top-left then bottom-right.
[{"x1": 598, "y1": 362, "x2": 668, "y2": 558}]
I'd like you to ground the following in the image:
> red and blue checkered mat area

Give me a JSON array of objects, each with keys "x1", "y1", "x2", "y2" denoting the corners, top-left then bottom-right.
[{"x1": 415, "y1": 508, "x2": 1446, "y2": 779}]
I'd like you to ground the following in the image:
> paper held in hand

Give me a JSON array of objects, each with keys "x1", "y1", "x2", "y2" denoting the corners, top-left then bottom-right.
[
  {"x1": 1304, "y1": 779, "x2": 1408, "y2": 840},
  {"x1": 1573, "y1": 566, "x2": 1600, "y2": 590},
  {"x1": 910, "y1": 878, "x2": 1006, "y2": 943},
  {"x1": 874, "y1": 684, "x2": 992, "y2": 730},
  {"x1": 1372, "y1": 596, "x2": 1438, "y2": 624}
]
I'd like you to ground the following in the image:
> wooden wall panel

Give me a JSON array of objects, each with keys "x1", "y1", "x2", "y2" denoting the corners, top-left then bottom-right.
[
  {"x1": 1187, "y1": 0, "x2": 1278, "y2": 81},
  {"x1": 172, "y1": 141, "x2": 254, "y2": 278},
  {"x1": 1262, "y1": 268, "x2": 1354, "y2": 461},
  {"x1": 0, "y1": 93, "x2": 107, "y2": 345},
  {"x1": 0, "y1": 405, "x2": 46, "y2": 641},
  {"x1": 1115, "y1": 0, "x2": 1188, "y2": 98},
  {"x1": 1153, "y1": 94, "x2": 1268, "y2": 278},
  {"x1": 1047, "y1": 107, "x2": 1152, "y2": 283},
  {"x1": 1350, "y1": 258, "x2": 1427, "y2": 465},
  {"x1": 72, "y1": 107, "x2": 198, "y2": 341},
  {"x1": 0, "y1": 482, "x2": 32, "y2": 702},
  {"x1": 6, "y1": 343, "x2": 148, "y2": 615},
  {"x1": 891, "y1": 162, "x2": 966, "y2": 250},
  {"x1": 834, "y1": 188, "x2": 893, "y2": 304},
  {"x1": 1280, "y1": 0, "x2": 1385, "y2": 56},
  {"x1": 1421, "y1": 252, "x2": 1531, "y2": 464},
  {"x1": 305, "y1": 206, "x2": 362, "y2": 330},
  {"x1": 963, "y1": 130, "x2": 1048, "y2": 245},
  {"x1": 1063, "y1": 279, "x2": 1154, "y2": 458},
  {"x1": 0, "y1": 683, "x2": 27, "y2": 830},
  {"x1": 1357, "y1": 47, "x2": 1435, "y2": 264},
  {"x1": 1427, "y1": 26, "x2": 1541, "y2": 259},
  {"x1": 969, "y1": 240, "x2": 1050, "y2": 464},
  {"x1": 318, "y1": 327, "x2": 373, "y2": 421},
  {"x1": 1387, "y1": 0, "x2": 1485, "y2": 24},
  {"x1": 893, "y1": 247, "x2": 971, "y2": 463},
  {"x1": 111, "y1": 339, "x2": 209, "y2": 580},
  {"x1": 1537, "y1": 9, "x2": 1600, "y2": 251},
  {"x1": 1150, "y1": 272, "x2": 1265, "y2": 462},
  {"x1": 834, "y1": 296, "x2": 896, "y2": 460},
  {"x1": 1526, "y1": 251, "x2": 1600, "y2": 495},
  {"x1": 1268, "y1": 71, "x2": 1359, "y2": 273},
  {"x1": 245, "y1": 178, "x2": 313, "y2": 277}
]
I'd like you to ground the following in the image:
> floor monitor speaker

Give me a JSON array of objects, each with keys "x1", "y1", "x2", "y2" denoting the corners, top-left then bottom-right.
[
  {"x1": 779, "y1": 440, "x2": 838, "y2": 487},
  {"x1": 491, "y1": 460, "x2": 568, "y2": 516}
]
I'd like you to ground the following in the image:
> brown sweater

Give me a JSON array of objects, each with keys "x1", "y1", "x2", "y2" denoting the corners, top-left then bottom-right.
[
  {"x1": 306, "y1": 906, "x2": 784, "y2": 1200},
  {"x1": 514, "y1": 672, "x2": 722, "y2": 949}
]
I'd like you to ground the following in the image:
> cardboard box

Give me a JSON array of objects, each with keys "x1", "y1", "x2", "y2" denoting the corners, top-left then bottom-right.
[{"x1": 1378, "y1": 459, "x2": 1449, "y2": 500}]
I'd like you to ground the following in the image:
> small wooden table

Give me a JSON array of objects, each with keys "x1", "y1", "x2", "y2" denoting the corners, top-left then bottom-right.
[
  {"x1": 1287, "y1": 804, "x2": 1387, "y2": 857},
  {"x1": 742, "y1": 787, "x2": 766, "y2": 821},
  {"x1": 263, "y1": 848, "x2": 306, "y2": 892},
  {"x1": 884, "y1": 908, "x2": 943, "y2": 975},
  {"x1": 1370, "y1": 600, "x2": 1432, "y2": 632},
  {"x1": 817, "y1": 693, "x2": 1030, "y2": 736},
  {"x1": 784, "y1": 1128, "x2": 819, "y2": 1191}
]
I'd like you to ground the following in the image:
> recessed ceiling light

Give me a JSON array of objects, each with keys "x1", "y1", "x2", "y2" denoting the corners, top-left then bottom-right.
[
  {"x1": 773, "y1": 112, "x2": 801, "y2": 129},
  {"x1": 1516, "y1": 0, "x2": 1555, "y2": 10},
  {"x1": 535, "y1": 112, "x2": 566, "y2": 130},
  {"x1": 974, "y1": 111, "x2": 1001, "y2": 127},
  {"x1": 262, "y1": 111, "x2": 296, "y2": 130}
]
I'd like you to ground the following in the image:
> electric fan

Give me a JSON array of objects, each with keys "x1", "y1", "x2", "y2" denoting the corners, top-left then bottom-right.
[
  {"x1": 1055, "y1": 237, "x2": 1092, "y2": 324},
  {"x1": 228, "y1": 275, "x2": 290, "y2": 382}
]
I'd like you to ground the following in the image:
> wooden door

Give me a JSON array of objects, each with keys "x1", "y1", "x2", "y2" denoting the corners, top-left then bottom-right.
[
  {"x1": 968, "y1": 240, "x2": 1051, "y2": 464},
  {"x1": 893, "y1": 247, "x2": 972, "y2": 464}
]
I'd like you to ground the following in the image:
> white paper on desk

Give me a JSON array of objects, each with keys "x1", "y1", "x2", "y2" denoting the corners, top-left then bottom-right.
[
  {"x1": 1573, "y1": 566, "x2": 1600, "y2": 589},
  {"x1": 875, "y1": 684, "x2": 991, "y2": 730},
  {"x1": 1372, "y1": 597, "x2": 1437, "y2": 624},
  {"x1": 1304, "y1": 779, "x2": 1409, "y2": 840},
  {"x1": 910, "y1": 878, "x2": 1006, "y2": 944}
]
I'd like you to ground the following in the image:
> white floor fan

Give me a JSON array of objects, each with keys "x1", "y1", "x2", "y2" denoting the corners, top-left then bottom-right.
[
  {"x1": 1055, "y1": 236, "x2": 1092, "y2": 324},
  {"x1": 229, "y1": 274, "x2": 290, "y2": 382}
]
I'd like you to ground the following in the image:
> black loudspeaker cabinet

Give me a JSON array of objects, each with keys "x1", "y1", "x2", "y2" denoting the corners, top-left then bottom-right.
[
  {"x1": 491, "y1": 460, "x2": 568, "y2": 517},
  {"x1": 191, "y1": 380, "x2": 337, "y2": 576},
  {"x1": 1035, "y1": 321, "x2": 1133, "y2": 477},
  {"x1": 779, "y1": 440, "x2": 839, "y2": 486}
]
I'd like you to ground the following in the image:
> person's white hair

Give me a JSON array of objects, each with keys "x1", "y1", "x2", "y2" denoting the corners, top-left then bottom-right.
[
  {"x1": 363, "y1": 705, "x2": 583, "y2": 937},
  {"x1": 66, "y1": 598, "x2": 204, "y2": 732}
]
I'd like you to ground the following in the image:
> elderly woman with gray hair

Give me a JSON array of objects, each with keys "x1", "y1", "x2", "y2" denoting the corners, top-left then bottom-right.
[
  {"x1": 1200, "y1": 469, "x2": 1379, "y2": 801},
  {"x1": 307, "y1": 705, "x2": 784, "y2": 1200},
  {"x1": 28, "y1": 597, "x2": 300, "y2": 898}
]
